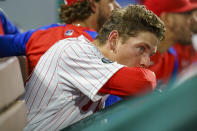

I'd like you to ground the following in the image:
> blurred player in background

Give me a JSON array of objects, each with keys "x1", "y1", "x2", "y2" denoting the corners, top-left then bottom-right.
[
  {"x1": 176, "y1": 0, "x2": 197, "y2": 88},
  {"x1": 142, "y1": 0, "x2": 197, "y2": 90}
]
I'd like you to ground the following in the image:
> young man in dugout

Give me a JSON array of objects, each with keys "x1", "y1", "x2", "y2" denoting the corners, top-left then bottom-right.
[{"x1": 24, "y1": 5, "x2": 165, "y2": 130}]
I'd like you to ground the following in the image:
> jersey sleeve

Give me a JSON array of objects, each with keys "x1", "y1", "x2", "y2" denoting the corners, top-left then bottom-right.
[
  {"x1": 99, "y1": 67, "x2": 156, "y2": 97},
  {"x1": 0, "y1": 30, "x2": 34, "y2": 57},
  {"x1": 0, "y1": 10, "x2": 20, "y2": 35},
  {"x1": 57, "y1": 37, "x2": 124, "y2": 102}
]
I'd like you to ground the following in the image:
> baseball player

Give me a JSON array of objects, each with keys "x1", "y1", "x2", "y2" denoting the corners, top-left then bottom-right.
[
  {"x1": 105, "y1": 0, "x2": 143, "y2": 107},
  {"x1": 0, "y1": 8, "x2": 20, "y2": 35},
  {"x1": 0, "y1": 0, "x2": 120, "y2": 74},
  {"x1": 142, "y1": 0, "x2": 197, "y2": 88},
  {"x1": 24, "y1": 5, "x2": 165, "y2": 130}
]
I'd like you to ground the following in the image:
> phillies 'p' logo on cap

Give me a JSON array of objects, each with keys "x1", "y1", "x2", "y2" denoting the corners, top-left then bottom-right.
[{"x1": 64, "y1": 0, "x2": 85, "y2": 6}]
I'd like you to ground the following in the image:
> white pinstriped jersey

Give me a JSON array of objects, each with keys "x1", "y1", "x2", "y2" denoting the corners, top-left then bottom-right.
[{"x1": 24, "y1": 35, "x2": 124, "y2": 130}]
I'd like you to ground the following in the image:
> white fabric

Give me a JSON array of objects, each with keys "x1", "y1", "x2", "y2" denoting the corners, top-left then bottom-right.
[
  {"x1": 24, "y1": 35, "x2": 124, "y2": 130},
  {"x1": 192, "y1": 34, "x2": 197, "y2": 51}
]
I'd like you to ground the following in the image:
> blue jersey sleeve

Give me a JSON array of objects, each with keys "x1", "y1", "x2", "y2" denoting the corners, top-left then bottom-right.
[
  {"x1": 0, "y1": 30, "x2": 34, "y2": 57},
  {"x1": 0, "y1": 10, "x2": 20, "y2": 34},
  {"x1": 0, "y1": 23, "x2": 61, "y2": 57}
]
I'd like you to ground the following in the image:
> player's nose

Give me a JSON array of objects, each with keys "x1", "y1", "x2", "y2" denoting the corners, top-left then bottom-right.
[{"x1": 140, "y1": 55, "x2": 150, "y2": 68}]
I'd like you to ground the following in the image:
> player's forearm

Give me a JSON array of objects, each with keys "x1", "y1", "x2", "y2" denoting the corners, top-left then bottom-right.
[
  {"x1": 99, "y1": 67, "x2": 156, "y2": 97},
  {"x1": 0, "y1": 35, "x2": 26, "y2": 57}
]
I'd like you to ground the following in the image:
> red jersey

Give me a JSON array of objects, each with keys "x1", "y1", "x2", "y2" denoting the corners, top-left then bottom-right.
[{"x1": 149, "y1": 43, "x2": 196, "y2": 86}]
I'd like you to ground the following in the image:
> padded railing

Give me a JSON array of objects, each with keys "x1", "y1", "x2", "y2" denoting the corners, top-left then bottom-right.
[{"x1": 61, "y1": 74, "x2": 197, "y2": 131}]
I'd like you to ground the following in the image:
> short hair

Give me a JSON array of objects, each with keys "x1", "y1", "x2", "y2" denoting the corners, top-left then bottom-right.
[
  {"x1": 59, "y1": 0, "x2": 100, "y2": 24},
  {"x1": 96, "y1": 4, "x2": 166, "y2": 44}
]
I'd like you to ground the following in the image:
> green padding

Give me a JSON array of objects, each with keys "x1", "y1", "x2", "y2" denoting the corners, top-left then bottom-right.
[{"x1": 62, "y1": 75, "x2": 197, "y2": 131}]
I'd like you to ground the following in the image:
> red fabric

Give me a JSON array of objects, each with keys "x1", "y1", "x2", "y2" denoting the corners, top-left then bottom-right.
[
  {"x1": 99, "y1": 67, "x2": 156, "y2": 97},
  {"x1": 26, "y1": 24, "x2": 95, "y2": 75},
  {"x1": 173, "y1": 44, "x2": 196, "y2": 71},
  {"x1": 148, "y1": 43, "x2": 196, "y2": 84},
  {"x1": 143, "y1": 0, "x2": 197, "y2": 16},
  {"x1": 148, "y1": 51, "x2": 175, "y2": 84},
  {"x1": 191, "y1": 53, "x2": 197, "y2": 63},
  {"x1": 0, "y1": 20, "x2": 4, "y2": 35},
  {"x1": 191, "y1": 0, "x2": 197, "y2": 3},
  {"x1": 64, "y1": 0, "x2": 85, "y2": 6}
]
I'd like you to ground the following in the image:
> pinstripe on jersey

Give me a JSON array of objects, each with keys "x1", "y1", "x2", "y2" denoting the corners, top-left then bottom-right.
[{"x1": 24, "y1": 35, "x2": 124, "y2": 130}]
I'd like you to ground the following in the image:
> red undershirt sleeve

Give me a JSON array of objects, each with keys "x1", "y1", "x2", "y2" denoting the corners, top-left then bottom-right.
[{"x1": 98, "y1": 67, "x2": 156, "y2": 97}]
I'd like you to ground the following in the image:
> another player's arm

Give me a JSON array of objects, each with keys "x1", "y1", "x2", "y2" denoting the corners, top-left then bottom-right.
[
  {"x1": 0, "y1": 31, "x2": 34, "y2": 57},
  {"x1": 99, "y1": 67, "x2": 156, "y2": 97}
]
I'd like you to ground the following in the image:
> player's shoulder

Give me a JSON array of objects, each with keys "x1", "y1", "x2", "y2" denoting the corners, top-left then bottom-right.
[
  {"x1": 63, "y1": 24, "x2": 88, "y2": 38},
  {"x1": 52, "y1": 35, "x2": 91, "y2": 53},
  {"x1": 60, "y1": 35, "x2": 91, "y2": 45}
]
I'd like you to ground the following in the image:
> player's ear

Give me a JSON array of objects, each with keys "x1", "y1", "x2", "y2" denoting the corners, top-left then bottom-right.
[
  {"x1": 90, "y1": 0, "x2": 97, "y2": 13},
  {"x1": 108, "y1": 30, "x2": 119, "y2": 53},
  {"x1": 160, "y1": 12, "x2": 167, "y2": 22},
  {"x1": 160, "y1": 12, "x2": 172, "y2": 30}
]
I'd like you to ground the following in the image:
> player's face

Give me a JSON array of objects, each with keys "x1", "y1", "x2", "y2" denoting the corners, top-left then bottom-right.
[
  {"x1": 189, "y1": 9, "x2": 197, "y2": 33},
  {"x1": 114, "y1": 32, "x2": 158, "y2": 68},
  {"x1": 97, "y1": 0, "x2": 120, "y2": 30},
  {"x1": 168, "y1": 13, "x2": 192, "y2": 44}
]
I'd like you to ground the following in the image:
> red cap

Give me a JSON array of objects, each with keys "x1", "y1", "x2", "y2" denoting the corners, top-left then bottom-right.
[
  {"x1": 64, "y1": 0, "x2": 85, "y2": 6},
  {"x1": 190, "y1": 0, "x2": 197, "y2": 2},
  {"x1": 143, "y1": 0, "x2": 197, "y2": 16}
]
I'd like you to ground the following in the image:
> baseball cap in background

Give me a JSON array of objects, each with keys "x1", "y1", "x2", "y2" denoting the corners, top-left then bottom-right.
[
  {"x1": 64, "y1": 0, "x2": 85, "y2": 6},
  {"x1": 190, "y1": 0, "x2": 197, "y2": 2},
  {"x1": 143, "y1": 0, "x2": 197, "y2": 16}
]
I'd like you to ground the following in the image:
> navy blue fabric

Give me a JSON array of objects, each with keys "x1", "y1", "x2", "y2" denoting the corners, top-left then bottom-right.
[
  {"x1": 105, "y1": 95, "x2": 122, "y2": 107},
  {"x1": 0, "y1": 33, "x2": 30, "y2": 57}
]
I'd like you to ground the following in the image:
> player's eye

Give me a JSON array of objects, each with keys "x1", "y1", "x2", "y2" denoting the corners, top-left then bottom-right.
[{"x1": 138, "y1": 46, "x2": 145, "y2": 54}]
